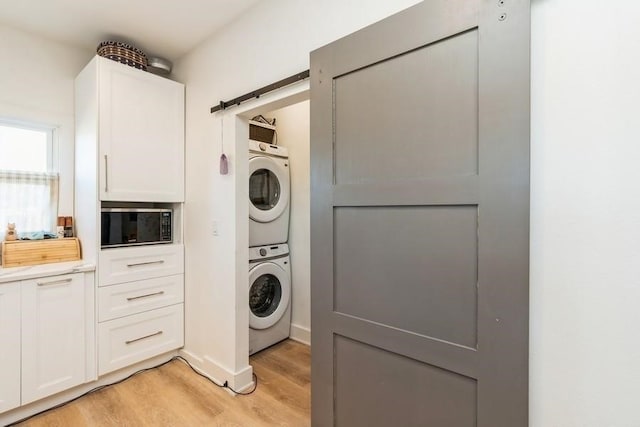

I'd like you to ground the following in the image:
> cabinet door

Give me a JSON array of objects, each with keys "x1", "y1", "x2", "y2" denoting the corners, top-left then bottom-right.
[
  {"x1": 0, "y1": 282, "x2": 21, "y2": 413},
  {"x1": 98, "y1": 57, "x2": 185, "y2": 202},
  {"x1": 21, "y1": 274, "x2": 87, "y2": 404}
]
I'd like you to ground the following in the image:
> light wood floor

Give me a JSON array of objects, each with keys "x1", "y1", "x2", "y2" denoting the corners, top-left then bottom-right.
[{"x1": 18, "y1": 340, "x2": 310, "y2": 427}]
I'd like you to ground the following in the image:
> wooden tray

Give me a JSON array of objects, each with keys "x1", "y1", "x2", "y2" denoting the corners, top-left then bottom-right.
[{"x1": 1, "y1": 238, "x2": 81, "y2": 268}]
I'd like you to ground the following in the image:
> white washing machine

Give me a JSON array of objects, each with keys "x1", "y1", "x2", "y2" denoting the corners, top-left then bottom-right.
[
  {"x1": 249, "y1": 140, "x2": 290, "y2": 247},
  {"x1": 249, "y1": 243, "x2": 291, "y2": 355}
]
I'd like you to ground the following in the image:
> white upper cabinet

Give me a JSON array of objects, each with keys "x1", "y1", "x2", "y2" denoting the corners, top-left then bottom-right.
[
  {"x1": 77, "y1": 56, "x2": 185, "y2": 203},
  {"x1": 99, "y1": 58, "x2": 184, "y2": 202}
]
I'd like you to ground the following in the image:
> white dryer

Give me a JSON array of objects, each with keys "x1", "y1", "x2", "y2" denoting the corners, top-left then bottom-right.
[
  {"x1": 249, "y1": 140, "x2": 290, "y2": 247},
  {"x1": 249, "y1": 243, "x2": 291, "y2": 355}
]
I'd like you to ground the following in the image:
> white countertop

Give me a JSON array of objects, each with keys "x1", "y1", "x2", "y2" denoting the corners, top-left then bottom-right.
[{"x1": 0, "y1": 261, "x2": 96, "y2": 284}]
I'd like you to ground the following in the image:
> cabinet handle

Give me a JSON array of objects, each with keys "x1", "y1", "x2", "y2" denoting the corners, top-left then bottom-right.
[
  {"x1": 125, "y1": 330, "x2": 163, "y2": 345},
  {"x1": 126, "y1": 291, "x2": 165, "y2": 301},
  {"x1": 126, "y1": 260, "x2": 165, "y2": 268},
  {"x1": 37, "y1": 278, "x2": 73, "y2": 287},
  {"x1": 104, "y1": 154, "x2": 108, "y2": 192}
]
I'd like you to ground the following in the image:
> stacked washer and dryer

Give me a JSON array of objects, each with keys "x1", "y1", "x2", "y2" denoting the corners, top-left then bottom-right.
[{"x1": 248, "y1": 133, "x2": 292, "y2": 355}]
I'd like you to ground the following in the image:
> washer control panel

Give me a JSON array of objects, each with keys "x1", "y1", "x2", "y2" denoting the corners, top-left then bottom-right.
[{"x1": 249, "y1": 140, "x2": 288, "y2": 158}]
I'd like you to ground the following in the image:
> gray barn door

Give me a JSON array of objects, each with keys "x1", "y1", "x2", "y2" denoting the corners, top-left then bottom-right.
[{"x1": 310, "y1": 1, "x2": 530, "y2": 426}]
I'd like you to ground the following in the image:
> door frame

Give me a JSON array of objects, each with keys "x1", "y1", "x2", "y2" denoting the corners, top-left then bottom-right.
[{"x1": 223, "y1": 81, "x2": 309, "y2": 384}]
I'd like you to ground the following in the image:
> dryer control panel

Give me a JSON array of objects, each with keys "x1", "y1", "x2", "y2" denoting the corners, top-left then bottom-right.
[{"x1": 249, "y1": 243, "x2": 290, "y2": 262}]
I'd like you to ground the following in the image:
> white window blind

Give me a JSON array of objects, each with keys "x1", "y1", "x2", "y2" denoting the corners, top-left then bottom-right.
[{"x1": 0, "y1": 122, "x2": 58, "y2": 238}]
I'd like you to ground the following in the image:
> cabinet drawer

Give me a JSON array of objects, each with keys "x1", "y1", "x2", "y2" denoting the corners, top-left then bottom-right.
[
  {"x1": 98, "y1": 274, "x2": 183, "y2": 322},
  {"x1": 99, "y1": 244, "x2": 183, "y2": 286},
  {"x1": 98, "y1": 304, "x2": 183, "y2": 375}
]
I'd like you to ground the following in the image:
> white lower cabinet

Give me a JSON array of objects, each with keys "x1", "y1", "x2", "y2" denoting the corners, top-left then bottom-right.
[
  {"x1": 98, "y1": 303, "x2": 184, "y2": 375},
  {"x1": 0, "y1": 282, "x2": 21, "y2": 413},
  {"x1": 96, "y1": 245, "x2": 185, "y2": 375},
  {"x1": 0, "y1": 271, "x2": 95, "y2": 415},
  {"x1": 21, "y1": 273, "x2": 91, "y2": 404}
]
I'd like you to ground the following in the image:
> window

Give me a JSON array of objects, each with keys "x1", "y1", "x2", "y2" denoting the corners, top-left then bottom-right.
[{"x1": 0, "y1": 120, "x2": 58, "y2": 238}]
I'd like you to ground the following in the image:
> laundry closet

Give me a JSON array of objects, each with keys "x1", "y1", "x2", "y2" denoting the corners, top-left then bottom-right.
[{"x1": 247, "y1": 100, "x2": 310, "y2": 352}]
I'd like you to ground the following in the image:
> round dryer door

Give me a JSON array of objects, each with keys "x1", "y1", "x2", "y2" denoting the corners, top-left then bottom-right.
[
  {"x1": 249, "y1": 156, "x2": 289, "y2": 223},
  {"x1": 249, "y1": 261, "x2": 291, "y2": 330}
]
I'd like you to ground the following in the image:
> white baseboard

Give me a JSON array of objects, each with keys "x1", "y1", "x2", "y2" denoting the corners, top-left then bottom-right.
[
  {"x1": 289, "y1": 323, "x2": 311, "y2": 346},
  {"x1": 179, "y1": 349, "x2": 254, "y2": 394}
]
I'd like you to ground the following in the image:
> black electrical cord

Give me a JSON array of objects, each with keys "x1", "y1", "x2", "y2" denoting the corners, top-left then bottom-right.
[{"x1": 6, "y1": 355, "x2": 258, "y2": 426}]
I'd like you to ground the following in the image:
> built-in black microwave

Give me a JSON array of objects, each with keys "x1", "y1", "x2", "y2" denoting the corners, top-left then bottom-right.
[{"x1": 101, "y1": 208, "x2": 172, "y2": 248}]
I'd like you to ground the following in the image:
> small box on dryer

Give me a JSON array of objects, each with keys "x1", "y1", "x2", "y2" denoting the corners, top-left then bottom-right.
[{"x1": 249, "y1": 119, "x2": 276, "y2": 144}]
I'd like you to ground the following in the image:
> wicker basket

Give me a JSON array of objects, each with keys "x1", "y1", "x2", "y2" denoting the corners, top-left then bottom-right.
[{"x1": 97, "y1": 41, "x2": 147, "y2": 70}]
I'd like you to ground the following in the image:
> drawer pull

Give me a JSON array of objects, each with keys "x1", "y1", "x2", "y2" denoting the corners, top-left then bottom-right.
[
  {"x1": 126, "y1": 260, "x2": 165, "y2": 268},
  {"x1": 126, "y1": 291, "x2": 165, "y2": 301},
  {"x1": 37, "y1": 278, "x2": 73, "y2": 287},
  {"x1": 125, "y1": 330, "x2": 163, "y2": 345}
]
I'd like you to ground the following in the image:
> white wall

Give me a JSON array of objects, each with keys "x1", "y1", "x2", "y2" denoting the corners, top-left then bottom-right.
[
  {"x1": 0, "y1": 24, "x2": 92, "y2": 217},
  {"x1": 173, "y1": 0, "x2": 421, "y2": 389},
  {"x1": 530, "y1": 1, "x2": 640, "y2": 426},
  {"x1": 269, "y1": 100, "x2": 311, "y2": 344}
]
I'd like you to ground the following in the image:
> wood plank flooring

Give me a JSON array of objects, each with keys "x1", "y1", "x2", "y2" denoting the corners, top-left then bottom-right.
[{"x1": 18, "y1": 340, "x2": 310, "y2": 427}]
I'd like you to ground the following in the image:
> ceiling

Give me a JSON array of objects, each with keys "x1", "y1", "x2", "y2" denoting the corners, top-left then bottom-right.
[{"x1": 0, "y1": 0, "x2": 261, "y2": 61}]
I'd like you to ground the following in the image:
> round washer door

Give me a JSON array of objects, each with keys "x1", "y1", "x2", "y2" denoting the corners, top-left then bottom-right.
[
  {"x1": 249, "y1": 156, "x2": 289, "y2": 223},
  {"x1": 249, "y1": 262, "x2": 290, "y2": 330}
]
